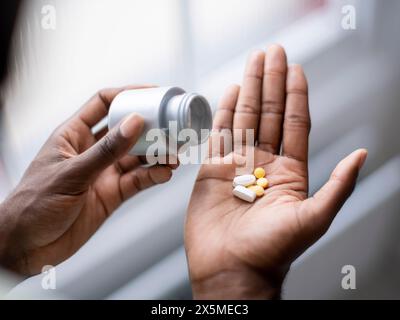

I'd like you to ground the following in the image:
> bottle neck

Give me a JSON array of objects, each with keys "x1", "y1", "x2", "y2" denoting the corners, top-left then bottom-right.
[{"x1": 163, "y1": 93, "x2": 212, "y2": 145}]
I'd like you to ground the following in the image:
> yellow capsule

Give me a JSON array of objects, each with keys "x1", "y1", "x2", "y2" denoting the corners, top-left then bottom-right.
[
  {"x1": 257, "y1": 177, "x2": 269, "y2": 189},
  {"x1": 254, "y1": 167, "x2": 266, "y2": 179},
  {"x1": 247, "y1": 185, "x2": 265, "y2": 197}
]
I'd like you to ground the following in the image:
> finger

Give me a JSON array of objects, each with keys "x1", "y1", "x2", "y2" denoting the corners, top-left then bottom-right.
[
  {"x1": 119, "y1": 165, "x2": 173, "y2": 200},
  {"x1": 94, "y1": 126, "x2": 108, "y2": 141},
  {"x1": 74, "y1": 113, "x2": 144, "y2": 178},
  {"x1": 74, "y1": 84, "x2": 154, "y2": 128},
  {"x1": 258, "y1": 44, "x2": 287, "y2": 153},
  {"x1": 117, "y1": 154, "x2": 144, "y2": 173},
  {"x1": 118, "y1": 154, "x2": 179, "y2": 173},
  {"x1": 302, "y1": 149, "x2": 368, "y2": 230},
  {"x1": 213, "y1": 84, "x2": 240, "y2": 131},
  {"x1": 210, "y1": 84, "x2": 240, "y2": 156},
  {"x1": 233, "y1": 51, "x2": 265, "y2": 146},
  {"x1": 281, "y1": 65, "x2": 310, "y2": 162},
  {"x1": 165, "y1": 155, "x2": 180, "y2": 170}
]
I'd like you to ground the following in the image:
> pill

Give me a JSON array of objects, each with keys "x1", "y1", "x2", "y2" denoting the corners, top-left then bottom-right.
[
  {"x1": 248, "y1": 185, "x2": 264, "y2": 197},
  {"x1": 233, "y1": 185, "x2": 257, "y2": 203},
  {"x1": 233, "y1": 174, "x2": 256, "y2": 187},
  {"x1": 256, "y1": 177, "x2": 269, "y2": 188},
  {"x1": 254, "y1": 167, "x2": 266, "y2": 179}
]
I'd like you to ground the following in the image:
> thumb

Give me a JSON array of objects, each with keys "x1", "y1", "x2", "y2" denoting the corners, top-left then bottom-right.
[
  {"x1": 303, "y1": 148, "x2": 368, "y2": 231},
  {"x1": 75, "y1": 113, "x2": 144, "y2": 177}
]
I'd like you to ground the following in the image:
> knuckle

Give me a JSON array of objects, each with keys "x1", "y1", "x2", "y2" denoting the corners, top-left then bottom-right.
[
  {"x1": 261, "y1": 100, "x2": 284, "y2": 115},
  {"x1": 287, "y1": 87, "x2": 308, "y2": 96},
  {"x1": 131, "y1": 172, "x2": 144, "y2": 192},
  {"x1": 237, "y1": 96, "x2": 259, "y2": 114},
  {"x1": 245, "y1": 73, "x2": 263, "y2": 82},
  {"x1": 258, "y1": 140, "x2": 278, "y2": 152},
  {"x1": 285, "y1": 113, "x2": 311, "y2": 131},
  {"x1": 264, "y1": 69, "x2": 286, "y2": 77},
  {"x1": 99, "y1": 133, "x2": 117, "y2": 161},
  {"x1": 96, "y1": 88, "x2": 109, "y2": 98},
  {"x1": 51, "y1": 122, "x2": 69, "y2": 139},
  {"x1": 95, "y1": 88, "x2": 111, "y2": 108}
]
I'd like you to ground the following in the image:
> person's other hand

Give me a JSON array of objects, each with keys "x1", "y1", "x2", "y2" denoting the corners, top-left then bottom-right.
[
  {"x1": 0, "y1": 85, "x2": 177, "y2": 275},
  {"x1": 185, "y1": 45, "x2": 367, "y2": 299}
]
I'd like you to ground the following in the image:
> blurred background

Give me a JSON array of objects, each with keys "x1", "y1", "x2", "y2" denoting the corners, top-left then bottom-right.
[{"x1": 1, "y1": 0, "x2": 400, "y2": 299}]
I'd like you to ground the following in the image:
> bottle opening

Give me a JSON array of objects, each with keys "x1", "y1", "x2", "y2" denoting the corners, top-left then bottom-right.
[
  {"x1": 164, "y1": 90, "x2": 213, "y2": 146},
  {"x1": 185, "y1": 94, "x2": 212, "y2": 144}
]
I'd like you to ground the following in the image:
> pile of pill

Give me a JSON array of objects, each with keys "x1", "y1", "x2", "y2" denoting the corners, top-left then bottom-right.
[{"x1": 232, "y1": 168, "x2": 269, "y2": 203}]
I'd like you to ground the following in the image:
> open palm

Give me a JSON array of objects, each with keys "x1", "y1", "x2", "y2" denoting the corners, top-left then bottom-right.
[{"x1": 185, "y1": 45, "x2": 367, "y2": 299}]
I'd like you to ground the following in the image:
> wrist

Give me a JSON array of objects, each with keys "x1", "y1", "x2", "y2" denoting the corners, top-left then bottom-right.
[
  {"x1": 190, "y1": 268, "x2": 285, "y2": 300},
  {"x1": 0, "y1": 193, "x2": 28, "y2": 274}
]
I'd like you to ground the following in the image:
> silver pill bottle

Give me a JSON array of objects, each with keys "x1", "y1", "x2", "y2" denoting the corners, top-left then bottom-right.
[{"x1": 108, "y1": 86, "x2": 213, "y2": 155}]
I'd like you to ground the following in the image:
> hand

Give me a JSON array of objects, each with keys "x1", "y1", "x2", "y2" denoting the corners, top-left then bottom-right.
[
  {"x1": 185, "y1": 45, "x2": 367, "y2": 299},
  {"x1": 0, "y1": 85, "x2": 177, "y2": 275}
]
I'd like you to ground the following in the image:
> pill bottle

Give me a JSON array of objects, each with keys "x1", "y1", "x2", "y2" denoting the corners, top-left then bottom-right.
[{"x1": 108, "y1": 87, "x2": 213, "y2": 155}]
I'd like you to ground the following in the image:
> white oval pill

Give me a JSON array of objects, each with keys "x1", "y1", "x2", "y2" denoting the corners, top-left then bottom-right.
[
  {"x1": 233, "y1": 174, "x2": 256, "y2": 187},
  {"x1": 233, "y1": 185, "x2": 256, "y2": 203}
]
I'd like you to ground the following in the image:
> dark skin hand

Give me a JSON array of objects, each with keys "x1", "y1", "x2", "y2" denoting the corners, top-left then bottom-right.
[
  {"x1": 185, "y1": 45, "x2": 367, "y2": 299},
  {"x1": 0, "y1": 85, "x2": 177, "y2": 275}
]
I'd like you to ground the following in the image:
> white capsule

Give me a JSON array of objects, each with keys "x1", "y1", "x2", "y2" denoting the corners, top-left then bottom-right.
[
  {"x1": 232, "y1": 185, "x2": 256, "y2": 203},
  {"x1": 233, "y1": 174, "x2": 256, "y2": 187}
]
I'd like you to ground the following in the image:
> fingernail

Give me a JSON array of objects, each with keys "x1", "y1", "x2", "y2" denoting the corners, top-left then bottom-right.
[
  {"x1": 149, "y1": 166, "x2": 173, "y2": 184},
  {"x1": 358, "y1": 149, "x2": 368, "y2": 169},
  {"x1": 120, "y1": 113, "x2": 144, "y2": 139}
]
